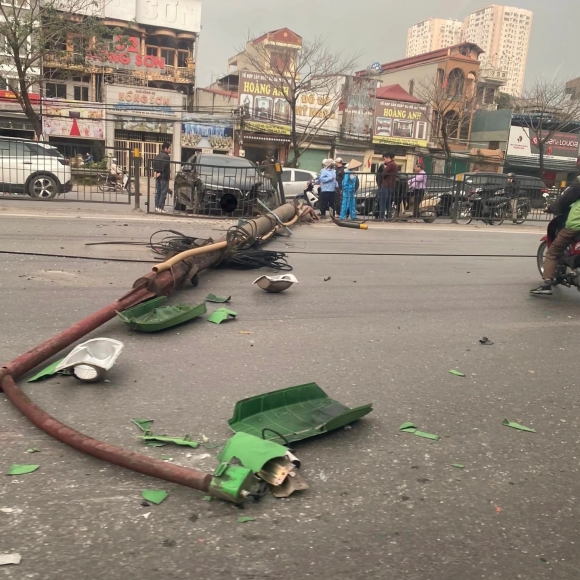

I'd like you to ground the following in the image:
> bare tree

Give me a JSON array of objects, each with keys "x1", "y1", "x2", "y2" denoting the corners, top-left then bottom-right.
[
  {"x1": 415, "y1": 71, "x2": 479, "y2": 175},
  {"x1": 240, "y1": 35, "x2": 360, "y2": 167},
  {"x1": 517, "y1": 78, "x2": 580, "y2": 178},
  {"x1": 0, "y1": 0, "x2": 121, "y2": 138}
]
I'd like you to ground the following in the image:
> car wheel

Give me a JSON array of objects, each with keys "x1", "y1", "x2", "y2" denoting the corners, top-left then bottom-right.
[{"x1": 29, "y1": 175, "x2": 58, "y2": 200}]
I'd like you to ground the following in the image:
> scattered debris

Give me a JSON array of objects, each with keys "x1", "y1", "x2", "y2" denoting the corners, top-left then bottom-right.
[
  {"x1": 25, "y1": 448, "x2": 40, "y2": 453},
  {"x1": 399, "y1": 422, "x2": 440, "y2": 441},
  {"x1": 449, "y1": 370, "x2": 465, "y2": 377},
  {"x1": 228, "y1": 383, "x2": 372, "y2": 444},
  {"x1": 0, "y1": 508, "x2": 16, "y2": 514},
  {"x1": 414, "y1": 431, "x2": 440, "y2": 441},
  {"x1": 207, "y1": 308, "x2": 237, "y2": 324},
  {"x1": 323, "y1": 276, "x2": 331, "y2": 282},
  {"x1": 117, "y1": 297, "x2": 206, "y2": 332},
  {"x1": 141, "y1": 490, "x2": 168, "y2": 505},
  {"x1": 55, "y1": 338, "x2": 124, "y2": 382},
  {"x1": 451, "y1": 464, "x2": 465, "y2": 469},
  {"x1": 205, "y1": 294, "x2": 231, "y2": 303},
  {"x1": 141, "y1": 512, "x2": 151, "y2": 519},
  {"x1": 237, "y1": 517, "x2": 256, "y2": 523},
  {"x1": 238, "y1": 331, "x2": 252, "y2": 335},
  {"x1": 131, "y1": 418, "x2": 154, "y2": 433},
  {"x1": 502, "y1": 419, "x2": 535, "y2": 433},
  {"x1": 7, "y1": 464, "x2": 39, "y2": 476},
  {"x1": 253, "y1": 274, "x2": 298, "y2": 293},
  {"x1": 399, "y1": 422, "x2": 416, "y2": 433},
  {"x1": 140, "y1": 435, "x2": 199, "y2": 448},
  {"x1": 479, "y1": 337, "x2": 494, "y2": 346},
  {"x1": 0, "y1": 554, "x2": 21, "y2": 566},
  {"x1": 26, "y1": 359, "x2": 69, "y2": 383}
]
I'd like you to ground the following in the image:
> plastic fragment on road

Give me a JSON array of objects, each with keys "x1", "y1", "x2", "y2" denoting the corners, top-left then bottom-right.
[
  {"x1": 228, "y1": 383, "x2": 373, "y2": 444},
  {"x1": 139, "y1": 435, "x2": 199, "y2": 448},
  {"x1": 253, "y1": 274, "x2": 298, "y2": 293},
  {"x1": 205, "y1": 294, "x2": 231, "y2": 303},
  {"x1": 26, "y1": 359, "x2": 70, "y2": 382},
  {"x1": 117, "y1": 299, "x2": 206, "y2": 332},
  {"x1": 131, "y1": 418, "x2": 154, "y2": 433},
  {"x1": 209, "y1": 463, "x2": 257, "y2": 504},
  {"x1": 414, "y1": 431, "x2": 440, "y2": 441},
  {"x1": 7, "y1": 464, "x2": 39, "y2": 476},
  {"x1": 479, "y1": 337, "x2": 494, "y2": 346},
  {"x1": 502, "y1": 419, "x2": 535, "y2": 433},
  {"x1": 449, "y1": 370, "x2": 465, "y2": 377},
  {"x1": 451, "y1": 464, "x2": 465, "y2": 469},
  {"x1": 141, "y1": 490, "x2": 168, "y2": 505},
  {"x1": 0, "y1": 554, "x2": 21, "y2": 566},
  {"x1": 324, "y1": 276, "x2": 331, "y2": 281},
  {"x1": 237, "y1": 517, "x2": 256, "y2": 523},
  {"x1": 207, "y1": 308, "x2": 237, "y2": 324},
  {"x1": 147, "y1": 442, "x2": 166, "y2": 447},
  {"x1": 25, "y1": 448, "x2": 40, "y2": 453},
  {"x1": 55, "y1": 338, "x2": 124, "y2": 383},
  {"x1": 399, "y1": 422, "x2": 417, "y2": 433}
]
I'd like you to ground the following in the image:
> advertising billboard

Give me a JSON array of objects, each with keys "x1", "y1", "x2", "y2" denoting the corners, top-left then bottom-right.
[
  {"x1": 341, "y1": 76, "x2": 376, "y2": 139},
  {"x1": 136, "y1": 0, "x2": 201, "y2": 34},
  {"x1": 507, "y1": 126, "x2": 579, "y2": 161},
  {"x1": 105, "y1": 86, "x2": 183, "y2": 121},
  {"x1": 182, "y1": 114, "x2": 234, "y2": 151},
  {"x1": 238, "y1": 71, "x2": 291, "y2": 135},
  {"x1": 372, "y1": 99, "x2": 430, "y2": 147},
  {"x1": 42, "y1": 99, "x2": 104, "y2": 139}
]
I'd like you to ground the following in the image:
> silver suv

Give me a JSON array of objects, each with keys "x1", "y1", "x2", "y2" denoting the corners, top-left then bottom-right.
[{"x1": 0, "y1": 137, "x2": 72, "y2": 200}]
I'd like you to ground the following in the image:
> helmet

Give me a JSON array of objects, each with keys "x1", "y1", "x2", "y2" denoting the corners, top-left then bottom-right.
[
  {"x1": 112, "y1": 158, "x2": 117, "y2": 162},
  {"x1": 507, "y1": 172, "x2": 515, "y2": 178}
]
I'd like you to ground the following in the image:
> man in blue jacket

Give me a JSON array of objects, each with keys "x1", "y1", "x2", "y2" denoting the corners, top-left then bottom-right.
[{"x1": 317, "y1": 159, "x2": 337, "y2": 219}]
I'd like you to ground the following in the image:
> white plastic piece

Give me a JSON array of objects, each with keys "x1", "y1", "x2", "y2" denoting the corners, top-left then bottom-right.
[
  {"x1": 55, "y1": 338, "x2": 124, "y2": 383},
  {"x1": 0, "y1": 554, "x2": 22, "y2": 566},
  {"x1": 252, "y1": 274, "x2": 298, "y2": 293}
]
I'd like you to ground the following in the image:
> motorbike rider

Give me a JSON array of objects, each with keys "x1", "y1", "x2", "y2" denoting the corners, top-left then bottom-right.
[
  {"x1": 531, "y1": 176, "x2": 580, "y2": 296},
  {"x1": 505, "y1": 173, "x2": 520, "y2": 224},
  {"x1": 109, "y1": 157, "x2": 122, "y2": 185}
]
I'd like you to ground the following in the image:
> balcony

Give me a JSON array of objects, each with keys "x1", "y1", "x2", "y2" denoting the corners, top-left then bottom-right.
[{"x1": 479, "y1": 67, "x2": 508, "y2": 87}]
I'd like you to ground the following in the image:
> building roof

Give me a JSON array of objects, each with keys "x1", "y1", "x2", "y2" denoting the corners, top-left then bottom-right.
[
  {"x1": 375, "y1": 84, "x2": 424, "y2": 104},
  {"x1": 198, "y1": 87, "x2": 238, "y2": 99},
  {"x1": 251, "y1": 28, "x2": 302, "y2": 47},
  {"x1": 358, "y1": 42, "x2": 484, "y2": 75}
]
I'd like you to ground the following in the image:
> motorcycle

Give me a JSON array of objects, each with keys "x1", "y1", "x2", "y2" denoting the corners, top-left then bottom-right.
[
  {"x1": 464, "y1": 188, "x2": 510, "y2": 225},
  {"x1": 295, "y1": 180, "x2": 319, "y2": 209},
  {"x1": 97, "y1": 171, "x2": 130, "y2": 193},
  {"x1": 537, "y1": 216, "x2": 580, "y2": 291}
]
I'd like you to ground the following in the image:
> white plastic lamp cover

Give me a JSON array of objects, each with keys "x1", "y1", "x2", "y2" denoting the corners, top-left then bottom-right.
[
  {"x1": 252, "y1": 274, "x2": 298, "y2": 293},
  {"x1": 55, "y1": 338, "x2": 124, "y2": 383}
]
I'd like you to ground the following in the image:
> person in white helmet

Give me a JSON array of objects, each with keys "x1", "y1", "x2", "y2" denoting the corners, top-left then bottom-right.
[{"x1": 109, "y1": 157, "x2": 122, "y2": 185}]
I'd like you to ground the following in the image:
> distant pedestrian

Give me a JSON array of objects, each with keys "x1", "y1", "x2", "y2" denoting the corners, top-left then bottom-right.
[
  {"x1": 506, "y1": 173, "x2": 520, "y2": 224},
  {"x1": 378, "y1": 153, "x2": 398, "y2": 221},
  {"x1": 317, "y1": 159, "x2": 337, "y2": 219},
  {"x1": 83, "y1": 152, "x2": 93, "y2": 165},
  {"x1": 340, "y1": 159, "x2": 362, "y2": 220},
  {"x1": 153, "y1": 142, "x2": 171, "y2": 213},
  {"x1": 407, "y1": 164, "x2": 427, "y2": 222}
]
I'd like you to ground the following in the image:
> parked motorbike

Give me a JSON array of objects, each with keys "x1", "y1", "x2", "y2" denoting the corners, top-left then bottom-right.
[
  {"x1": 537, "y1": 216, "x2": 580, "y2": 291},
  {"x1": 295, "y1": 180, "x2": 319, "y2": 209},
  {"x1": 464, "y1": 188, "x2": 510, "y2": 225},
  {"x1": 97, "y1": 171, "x2": 130, "y2": 193}
]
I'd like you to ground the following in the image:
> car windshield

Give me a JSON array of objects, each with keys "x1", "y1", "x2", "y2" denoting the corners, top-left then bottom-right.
[{"x1": 192, "y1": 156, "x2": 258, "y2": 176}]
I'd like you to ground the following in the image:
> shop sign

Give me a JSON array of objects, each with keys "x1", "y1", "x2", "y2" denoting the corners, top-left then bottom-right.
[
  {"x1": 181, "y1": 114, "x2": 234, "y2": 151},
  {"x1": 86, "y1": 36, "x2": 165, "y2": 71},
  {"x1": 239, "y1": 72, "x2": 291, "y2": 133},
  {"x1": 105, "y1": 86, "x2": 182, "y2": 119},
  {"x1": 508, "y1": 126, "x2": 579, "y2": 161},
  {"x1": 342, "y1": 76, "x2": 376, "y2": 139},
  {"x1": 372, "y1": 99, "x2": 430, "y2": 147},
  {"x1": 42, "y1": 99, "x2": 104, "y2": 139}
]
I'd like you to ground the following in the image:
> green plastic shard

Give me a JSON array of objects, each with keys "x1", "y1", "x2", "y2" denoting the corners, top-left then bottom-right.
[
  {"x1": 452, "y1": 463, "x2": 465, "y2": 469},
  {"x1": 207, "y1": 308, "x2": 238, "y2": 324},
  {"x1": 414, "y1": 431, "x2": 440, "y2": 441},
  {"x1": 25, "y1": 448, "x2": 40, "y2": 454},
  {"x1": 146, "y1": 442, "x2": 167, "y2": 447},
  {"x1": 27, "y1": 359, "x2": 68, "y2": 382},
  {"x1": 399, "y1": 422, "x2": 417, "y2": 433},
  {"x1": 449, "y1": 370, "x2": 465, "y2": 377},
  {"x1": 117, "y1": 299, "x2": 206, "y2": 332},
  {"x1": 132, "y1": 418, "x2": 154, "y2": 433},
  {"x1": 502, "y1": 419, "x2": 535, "y2": 433},
  {"x1": 205, "y1": 294, "x2": 231, "y2": 303},
  {"x1": 209, "y1": 463, "x2": 256, "y2": 504},
  {"x1": 141, "y1": 490, "x2": 168, "y2": 505},
  {"x1": 139, "y1": 435, "x2": 199, "y2": 448},
  {"x1": 218, "y1": 432, "x2": 288, "y2": 474},
  {"x1": 7, "y1": 464, "x2": 39, "y2": 476},
  {"x1": 237, "y1": 517, "x2": 255, "y2": 523},
  {"x1": 228, "y1": 383, "x2": 373, "y2": 444}
]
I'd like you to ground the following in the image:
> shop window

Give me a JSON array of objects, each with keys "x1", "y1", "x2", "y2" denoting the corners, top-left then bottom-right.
[
  {"x1": 160, "y1": 49, "x2": 175, "y2": 67},
  {"x1": 177, "y1": 50, "x2": 189, "y2": 68},
  {"x1": 46, "y1": 82, "x2": 67, "y2": 99},
  {"x1": 73, "y1": 85, "x2": 89, "y2": 101},
  {"x1": 146, "y1": 46, "x2": 158, "y2": 57},
  {"x1": 408, "y1": 79, "x2": 415, "y2": 96}
]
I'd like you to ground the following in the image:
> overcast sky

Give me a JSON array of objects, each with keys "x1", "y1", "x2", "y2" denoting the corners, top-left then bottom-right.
[{"x1": 197, "y1": 0, "x2": 577, "y2": 89}]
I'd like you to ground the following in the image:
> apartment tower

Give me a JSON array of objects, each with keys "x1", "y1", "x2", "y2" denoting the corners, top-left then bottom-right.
[
  {"x1": 462, "y1": 5, "x2": 533, "y2": 96},
  {"x1": 406, "y1": 19, "x2": 463, "y2": 58}
]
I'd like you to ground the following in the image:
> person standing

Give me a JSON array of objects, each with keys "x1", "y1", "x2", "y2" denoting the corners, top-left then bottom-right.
[
  {"x1": 378, "y1": 153, "x2": 398, "y2": 221},
  {"x1": 317, "y1": 159, "x2": 337, "y2": 219},
  {"x1": 407, "y1": 164, "x2": 427, "y2": 222},
  {"x1": 340, "y1": 159, "x2": 361, "y2": 220},
  {"x1": 505, "y1": 173, "x2": 520, "y2": 224},
  {"x1": 153, "y1": 142, "x2": 171, "y2": 213},
  {"x1": 334, "y1": 157, "x2": 345, "y2": 212}
]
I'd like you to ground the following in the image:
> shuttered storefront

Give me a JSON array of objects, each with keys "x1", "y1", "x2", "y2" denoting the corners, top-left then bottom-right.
[{"x1": 298, "y1": 148, "x2": 330, "y2": 172}]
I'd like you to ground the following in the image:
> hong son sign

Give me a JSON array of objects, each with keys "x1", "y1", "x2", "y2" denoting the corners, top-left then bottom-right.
[{"x1": 86, "y1": 37, "x2": 165, "y2": 71}]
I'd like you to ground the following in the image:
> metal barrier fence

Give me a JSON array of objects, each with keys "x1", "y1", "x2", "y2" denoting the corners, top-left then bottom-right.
[
  {"x1": 0, "y1": 138, "x2": 132, "y2": 204},
  {"x1": 146, "y1": 159, "x2": 282, "y2": 218}
]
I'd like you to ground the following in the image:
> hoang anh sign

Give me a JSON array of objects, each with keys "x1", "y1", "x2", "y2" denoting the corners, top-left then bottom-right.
[{"x1": 373, "y1": 99, "x2": 430, "y2": 147}]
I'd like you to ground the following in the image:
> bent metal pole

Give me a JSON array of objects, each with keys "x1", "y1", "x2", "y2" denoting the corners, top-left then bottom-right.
[{"x1": 0, "y1": 203, "x2": 297, "y2": 500}]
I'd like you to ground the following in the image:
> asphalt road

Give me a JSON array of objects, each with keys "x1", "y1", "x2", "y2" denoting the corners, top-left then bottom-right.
[{"x1": 1, "y1": 214, "x2": 579, "y2": 580}]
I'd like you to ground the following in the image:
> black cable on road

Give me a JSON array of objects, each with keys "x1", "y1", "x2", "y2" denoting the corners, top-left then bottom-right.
[{"x1": 281, "y1": 251, "x2": 537, "y2": 258}]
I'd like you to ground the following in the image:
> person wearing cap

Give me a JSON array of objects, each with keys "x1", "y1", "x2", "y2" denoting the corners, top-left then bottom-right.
[
  {"x1": 340, "y1": 159, "x2": 361, "y2": 220},
  {"x1": 317, "y1": 158, "x2": 337, "y2": 219},
  {"x1": 505, "y1": 173, "x2": 520, "y2": 224}
]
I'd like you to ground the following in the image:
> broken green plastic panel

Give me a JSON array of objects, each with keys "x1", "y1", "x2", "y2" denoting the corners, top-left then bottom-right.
[
  {"x1": 7, "y1": 464, "x2": 39, "y2": 476},
  {"x1": 218, "y1": 432, "x2": 288, "y2": 474},
  {"x1": 132, "y1": 418, "x2": 154, "y2": 433},
  {"x1": 117, "y1": 299, "x2": 206, "y2": 332},
  {"x1": 139, "y1": 435, "x2": 199, "y2": 448},
  {"x1": 141, "y1": 490, "x2": 168, "y2": 505},
  {"x1": 414, "y1": 431, "x2": 440, "y2": 441},
  {"x1": 27, "y1": 359, "x2": 69, "y2": 382},
  {"x1": 207, "y1": 308, "x2": 238, "y2": 324},
  {"x1": 399, "y1": 422, "x2": 417, "y2": 433},
  {"x1": 449, "y1": 370, "x2": 465, "y2": 377},
  {"x1": 209, "y1": 463, "x2": 256, "y2": 504},
  {"x1": 228, "y1": 383, "x2": 373, "y2": 444},
  {"x1": 502, "y1": 419, "x2": 535, "y2": 433},
  {"x1": 205, "y1": 294, "x2": 231, "y2": 303}
]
